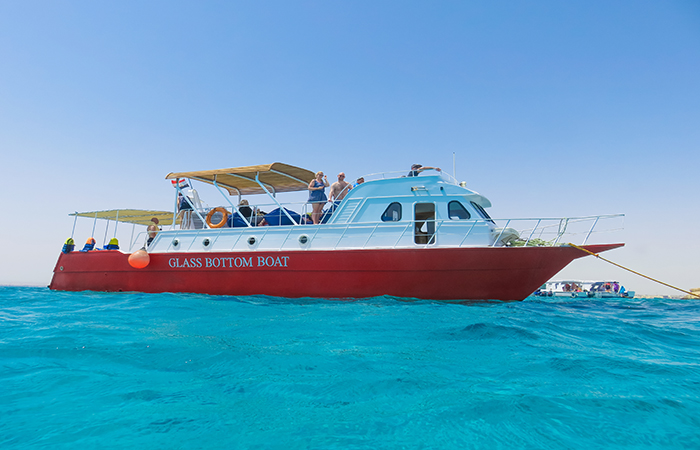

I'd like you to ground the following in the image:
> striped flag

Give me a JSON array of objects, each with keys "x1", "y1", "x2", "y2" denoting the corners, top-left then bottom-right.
[{"x1": 171, "y1": 178, "x2": 189, "y2": 189}]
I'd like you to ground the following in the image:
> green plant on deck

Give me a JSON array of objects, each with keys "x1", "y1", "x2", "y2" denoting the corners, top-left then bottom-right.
[{"x1": 509, "y1": 238, "x2": 554, "y2": 247}]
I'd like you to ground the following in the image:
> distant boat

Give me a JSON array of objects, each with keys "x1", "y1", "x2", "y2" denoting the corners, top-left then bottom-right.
[{"x1": 534, "y1": 280, "x2": 635, "y2": 298}]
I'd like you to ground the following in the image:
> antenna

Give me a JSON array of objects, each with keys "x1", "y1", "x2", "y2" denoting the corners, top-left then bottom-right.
[{"x1": 453, "y1": 152, "x2": 456, "y2": 179}]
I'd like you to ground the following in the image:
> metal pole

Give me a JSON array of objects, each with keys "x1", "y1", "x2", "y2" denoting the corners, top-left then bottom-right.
[
  {"x1": 91, "y1": 212, "x2": 98, "y2": 238},
  {"x1": 71, "y1": 213, "x2": 78, "y2": 239},
  {"x1": 255, "y1": 172, "x2": 298, "y2": 225},
  {"x1": 213, "y1": 178, "x2": 251, "y2": 227},
  {"x1": 582, "y1": 216, "x2": 600, "y2": 245},
  {"x1": 103, "y1": 220, "x2": 110, "y2": 247}
]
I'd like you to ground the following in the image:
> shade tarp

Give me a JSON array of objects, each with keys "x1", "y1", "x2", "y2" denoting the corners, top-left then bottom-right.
[
  {"x1": 70, "y1": 209, "x2": 179, "y2": 226},
  {"x1": 165, "y1": 162, "x2": 316, "y2": 196}
]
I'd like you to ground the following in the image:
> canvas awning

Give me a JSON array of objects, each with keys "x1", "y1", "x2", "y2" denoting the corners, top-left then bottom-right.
[
  {"x1": 165, "y1": 162, "x2": 316, "y2": 196},
  {"x1": 70, "y1": 209, "x2": 179, "y2": 226}
]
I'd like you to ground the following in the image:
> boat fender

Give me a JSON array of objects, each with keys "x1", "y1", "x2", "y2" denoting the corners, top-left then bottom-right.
[
  {"x1": 62, "y1": 238, "x2": 75, "y2": 253},
  {"x1": 128, "y1": 248, "x2": 150, "y2": 269},
  {"x1": 206, "y1": 207, "x2": 229, "y2": 229}
]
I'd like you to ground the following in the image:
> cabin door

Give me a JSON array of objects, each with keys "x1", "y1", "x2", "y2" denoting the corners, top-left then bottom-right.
[{"x1": 414, "y1": 203, "x2": 436, "y2": 245}]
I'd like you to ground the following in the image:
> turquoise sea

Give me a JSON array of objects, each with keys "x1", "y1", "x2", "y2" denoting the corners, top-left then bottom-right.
[{"x1": 1, "y1": 286, "x2": 699, "y2": 449}]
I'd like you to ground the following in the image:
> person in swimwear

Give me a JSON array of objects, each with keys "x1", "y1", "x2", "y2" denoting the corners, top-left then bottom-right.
[
  {"x1": 308, "y1": 171, "x2": 329, "y2": 224},
  {"x1": 328, "y1": 172, "x2": 353, "y2": 211}
]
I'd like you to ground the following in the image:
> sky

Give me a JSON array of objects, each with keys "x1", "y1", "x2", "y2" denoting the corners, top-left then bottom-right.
[{"x1": 1, "y1": 1, "x2": 698, "y2": 296}]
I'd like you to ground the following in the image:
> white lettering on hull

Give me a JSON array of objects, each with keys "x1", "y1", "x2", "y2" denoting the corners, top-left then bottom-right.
[{"x1": 167, "y1": 256, "x2": 288, "y2": 269}]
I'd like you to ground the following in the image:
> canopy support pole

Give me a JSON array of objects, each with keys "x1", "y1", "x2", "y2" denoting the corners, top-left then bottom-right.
[
  {"x1": 213, "y1": 177, "x2": 252, "y2": 227},
  {"x1": 91, "y1": 212, "x2": 98, "y2": 239},
  {"x1": 103, "y1": 219, "x2": 110, "y2": 247},
  {"x1": 255, "y1": 172, "x2": 298, "y2": 225},
  {"x1": 71, "y1": 213, "x2": 78, "y2": 239}
]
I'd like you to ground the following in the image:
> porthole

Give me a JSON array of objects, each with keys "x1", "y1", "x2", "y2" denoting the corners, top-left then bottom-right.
[
  {"x1": 202, "y1": 238, "x2": 211, "y2": 247},
  {"x1": 247, "y1": 236, "x2": 257, "y2": 246},
  {"x1": 299, "y1": 235, "x2": 309, "y2": 245},
  {"x1": 172, "y1": 239, "x2": 180, "y2": 248},
  {"x1": 60, "y1": 266, "x2": 64, "y2": 271}
]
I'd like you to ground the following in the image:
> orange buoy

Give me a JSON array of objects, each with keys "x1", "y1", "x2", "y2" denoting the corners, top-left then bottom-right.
[{"x1": 128, "y1": 249, "x2": 150, "y2": 269}]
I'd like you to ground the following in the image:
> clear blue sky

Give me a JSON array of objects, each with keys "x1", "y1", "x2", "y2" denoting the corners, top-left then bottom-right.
[{"x1": 2, "y1": 1, "x2": 698, "y2": 295}]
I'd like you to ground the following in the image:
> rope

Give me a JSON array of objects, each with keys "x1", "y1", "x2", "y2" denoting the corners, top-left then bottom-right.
[{"x1": 568, "y1": 243, "x2": 700, "y2": 299}]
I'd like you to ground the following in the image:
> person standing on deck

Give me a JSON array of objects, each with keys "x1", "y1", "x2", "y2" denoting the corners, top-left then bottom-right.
[
  {"x1": 408, "y1": 164, "x2": 441, "y2": 177},
  {"x1": 328, "y1": 172, "x2": 353, "y2": 211},
  {"x1": 308, "y1": 171, "x2": 329, "y2": 225}
]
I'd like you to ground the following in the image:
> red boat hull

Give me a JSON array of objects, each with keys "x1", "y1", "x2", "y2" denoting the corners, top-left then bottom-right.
[{"x1": 49, "y1": 244, "x2": 623, "y2": 301}]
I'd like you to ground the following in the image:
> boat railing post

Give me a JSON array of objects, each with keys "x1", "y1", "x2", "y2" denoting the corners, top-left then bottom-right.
[
  {"x1": 186, "y1": 229, "x2": 202, "y2": 251},
  {"x1": 458, "y1": 220, "x2": 479, "y2": 247},
  {"x1": 426, "y1": 219, "x2": 445, "y2": 247},
  {"x1": 207, "y1": 226, "x2": 225, "y2": 249},
  {"x1": 280, "y1": 225, "x2": 295, "y2": 248},
  {"x1": 361, "y1": 223, "x2": 380, "y2": 249},
  {"x1": 228, "y1": 228, "x2": 245, "y2": 251},
  {"x1": 392, "y1": 221, "x2": 412, "y2": 248},
  {"x1": 553, "y1": 218, "x2": 569, "y2": 245},
  {"x1": 524, "y1": 219, "x2": 542, "y2": 246},
  {"x1": 333, "y1": 223, "x2": 351, "y2": 249},
  {"x1": 582, "y1": 216, "x2": 600, "y2": 245},
  {"x1": 491, "y1": 219, "x2": 511, "y2": 247}
]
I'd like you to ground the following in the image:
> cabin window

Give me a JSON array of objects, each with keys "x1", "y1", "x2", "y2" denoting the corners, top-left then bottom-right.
[
  {"x1": 414, "y1": 203, "x2": 436, "y2": 245},
  {"x1": 381, "y1": 202, "x2": 402, "y2": 222},
  {"x1": 448, "y1": 201, "x2": 471, "y2": 220},
  {"x1": 470, "y1": 201, "x2": 494, "y2": 224}
]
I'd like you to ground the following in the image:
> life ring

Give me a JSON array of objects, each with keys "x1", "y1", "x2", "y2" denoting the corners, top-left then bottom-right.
[{"x1": 206, "y1": 207, "x2": 229, "y2": 228}]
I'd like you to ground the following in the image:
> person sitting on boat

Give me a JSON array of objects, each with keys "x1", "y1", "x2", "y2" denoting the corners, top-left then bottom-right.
[
  {"x1": 354, "y1": 177, "x2": 365, "y2": 187},
  {"x1": 237, "y1": 199, "x2": 263, "y2": 226},
  {"x1": 328, "y1": 172, "x2": 352, "y2": 211},
  {"x1": 146, "y1": 217, "x2": 160, "y2": 247},
  {"x1": 308, "y1": 171, "x2": 329, "y2": 225},
  {"x1": 408, "y1": 164, "x2": 441, "y2": 177}
]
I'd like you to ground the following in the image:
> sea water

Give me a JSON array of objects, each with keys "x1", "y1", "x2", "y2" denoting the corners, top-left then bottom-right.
[{"x1": 1, "y1": 286, "x2": 699, "y2": 449}]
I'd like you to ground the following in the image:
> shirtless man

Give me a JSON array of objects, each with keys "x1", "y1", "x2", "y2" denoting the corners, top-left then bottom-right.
[{"x1": 328, "y1": 172, "x2": 353, "y2": 207}]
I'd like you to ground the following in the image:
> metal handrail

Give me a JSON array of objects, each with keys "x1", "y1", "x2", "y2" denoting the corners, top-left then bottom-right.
[{"x1": 127, "y1": 214, "x2": 625, "y2": 252}]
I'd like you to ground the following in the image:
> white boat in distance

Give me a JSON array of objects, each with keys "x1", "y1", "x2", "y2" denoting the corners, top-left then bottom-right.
[{"x1": 534, "y1": 280, "x2": 635, "y2": 298}]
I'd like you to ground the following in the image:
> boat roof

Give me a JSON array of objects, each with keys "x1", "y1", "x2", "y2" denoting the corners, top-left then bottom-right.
[
  {"x1": 70, "y1": 209, "x2": 179, "y2": 226},
  {"x1": 165, "y1": 162, "x2": 316, "y2": 196}
]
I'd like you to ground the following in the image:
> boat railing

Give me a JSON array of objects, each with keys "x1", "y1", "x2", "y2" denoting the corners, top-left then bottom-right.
[
  {"x1": 127, "y1": 213, "x2": 625, "y2": 252},
  {"x1": 359, "y1": 169, "x2": 459, "y2": 184}
]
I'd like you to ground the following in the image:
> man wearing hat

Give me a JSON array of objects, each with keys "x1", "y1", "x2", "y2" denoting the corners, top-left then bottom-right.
[{"x1": 408, "y1": 164, "x2": 441, "y2": 177}]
